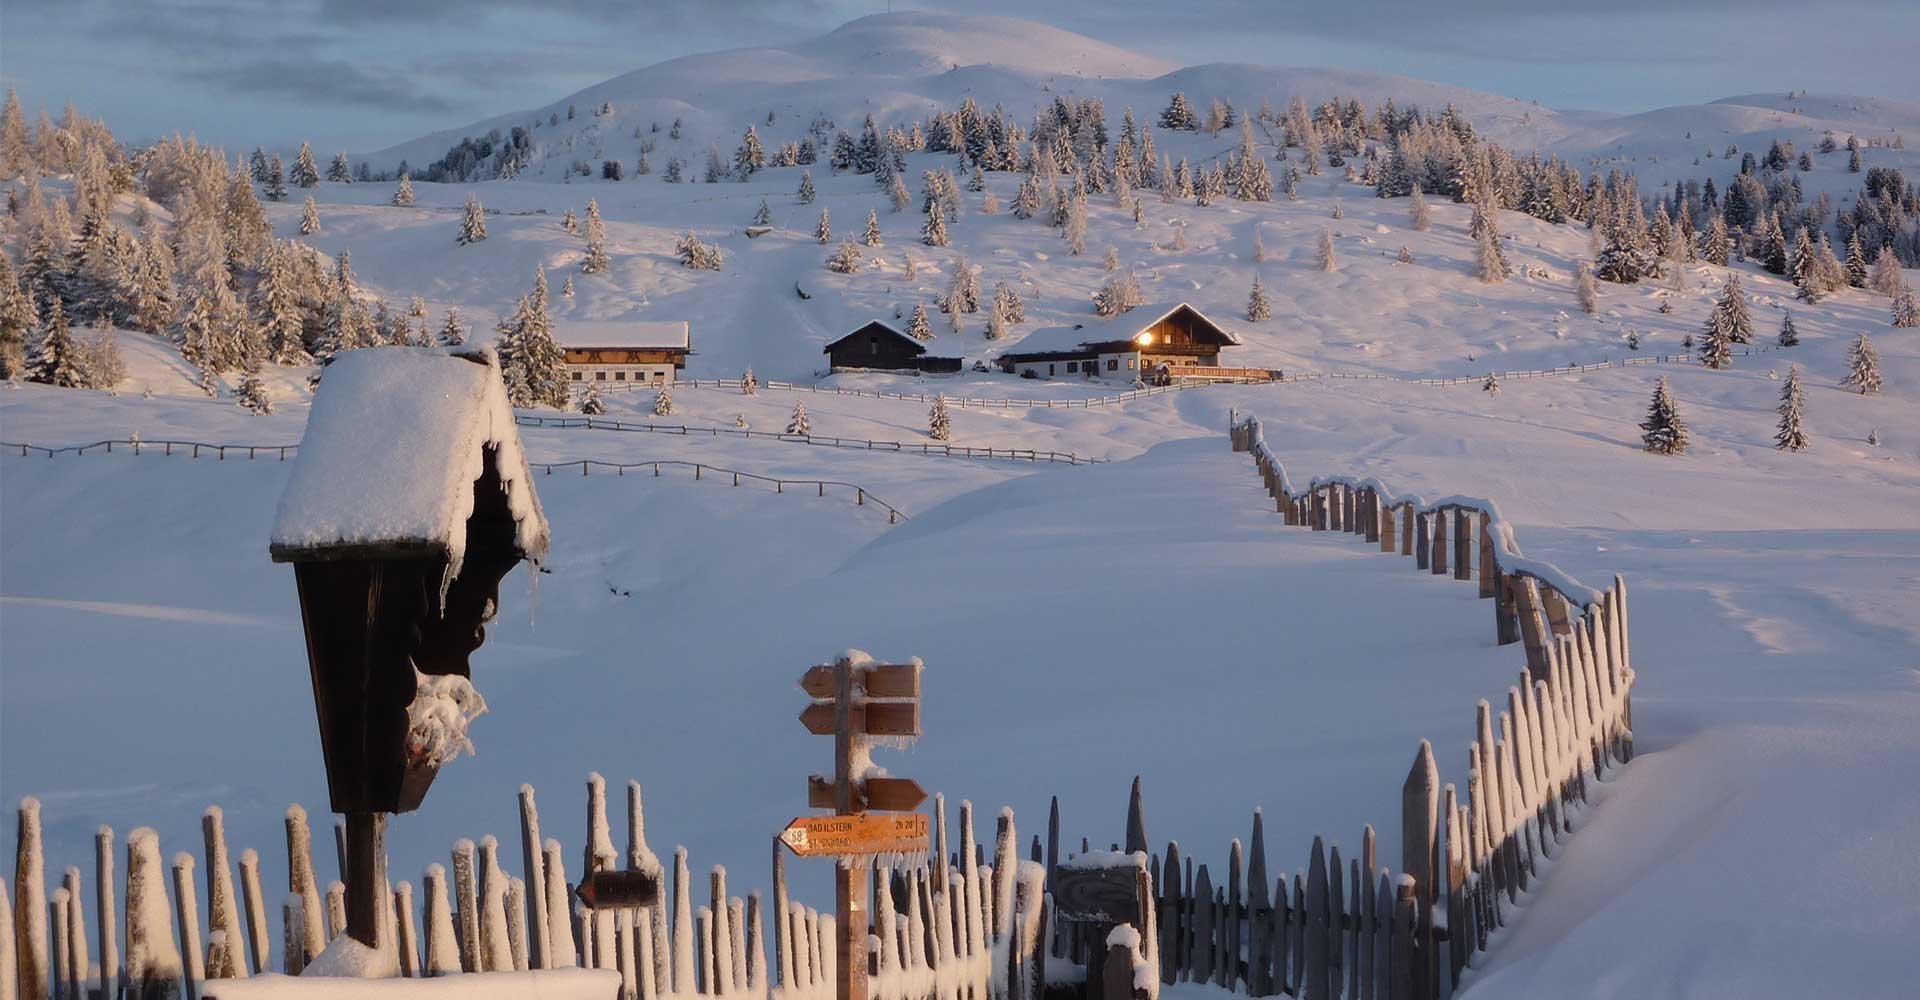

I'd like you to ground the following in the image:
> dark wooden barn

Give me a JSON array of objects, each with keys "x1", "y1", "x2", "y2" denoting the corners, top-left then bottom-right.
[{"x1": 823, "y1": 321, "x2": 962, "y2": 373}]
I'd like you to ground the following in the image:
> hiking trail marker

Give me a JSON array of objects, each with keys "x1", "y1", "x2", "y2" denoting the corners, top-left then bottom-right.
[{"x1": 785, "y1": 653, "x2": 929, "y2": 1000}]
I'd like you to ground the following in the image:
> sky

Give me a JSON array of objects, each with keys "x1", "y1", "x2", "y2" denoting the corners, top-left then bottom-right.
[{"x1": 3, "y1": 0, "x2": 1915, "y2": 152}]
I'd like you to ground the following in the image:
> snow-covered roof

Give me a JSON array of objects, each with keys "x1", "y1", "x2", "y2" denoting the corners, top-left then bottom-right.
[
  {"x1": 270, "y1": 347, "x2": 549, "y2": 582},
  {"x1": 1004, "y1": 302, "x2": 1240, "y2": 357},
  {"x1": 552, "y1": 320, "x2": 690, "y2": 351}
]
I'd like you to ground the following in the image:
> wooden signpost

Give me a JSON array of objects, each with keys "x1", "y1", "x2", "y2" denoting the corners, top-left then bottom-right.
[{"x1": 785, "y1": 654, "x2": 929, "y2": 1000}]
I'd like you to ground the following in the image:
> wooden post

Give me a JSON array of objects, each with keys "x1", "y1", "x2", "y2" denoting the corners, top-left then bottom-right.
[
  {"x1": 1494, "y1": 575, "x2": 1521, "y2": 646},
  {"x1": 1541, "y1": 588, "x2": 1573, "y2": 637},
  {"x1": 1303, "y1": 839, "x2": 1329, "y2": 1000},
  {"x1": 1401, "y1": 505, "x2": 1414, "y2": 557},
  {"x1": 830, "y1": 659, "x2": 870, "y2": 1000},
  {"x1": 1513, "y1": 579, "x2": 1551, "y2": 681},
  {"x1": 1431, "y1": 510, "x2": 1449, "y2": 576},
  {"x1": 1453, "y1": 510, "x2": 1471, "y2": 583},
  {"x1": 344, "y1": 812, "x2": 387, "y2": 948},
  {"x1": 1477, "y1": 513, "x2": 1496, "y2": 599},
  {"x1": 1415, "y1": 513, "x2": 1430, "y2": 570}
]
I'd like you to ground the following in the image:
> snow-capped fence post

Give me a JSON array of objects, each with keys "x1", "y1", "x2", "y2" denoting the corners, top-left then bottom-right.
[
  {"x1": 14, "y1": 796, "x2": 49, "y2": 1000},
  {"x1": 1476, "y1": 514, "x2": 1496, "y2": 599},
  {"x1": 1414, "y1": 513, "x2": 1430, "y2": 570},
  {"x1": 1430, "y1": 512, "x2": 1449, "y2": 577},
  {"x1": 1512, "y1": 580, "x2": 1551, "y2": 680},
  {"x1": 1453, "y1": 511, "x2": 1472, "y2": 584}
]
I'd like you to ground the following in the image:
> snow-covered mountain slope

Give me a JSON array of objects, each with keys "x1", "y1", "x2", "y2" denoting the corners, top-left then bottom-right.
[{"x1": 362, "y1": 13, "x2": 1914, "y2": 193}]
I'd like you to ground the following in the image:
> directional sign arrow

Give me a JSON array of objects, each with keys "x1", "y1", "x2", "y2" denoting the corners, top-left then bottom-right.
[
  {"x1": 778, "y1": 813, "x2": 930, "y2": 857},
  {"x1": 808, "y1": 775, "x2": 928, "y2": 812},
  {"x1": 799, "y1": 663, "x2": 922, "y2": 700},
  {"x1": 798, "y1": 701, "x2": 920, "y2": 737}
]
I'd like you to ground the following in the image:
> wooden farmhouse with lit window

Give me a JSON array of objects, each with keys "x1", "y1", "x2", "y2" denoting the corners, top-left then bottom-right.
[
  {"x1": 555, "y1": 321, "x2": 692, "y2": 387},
  {"x1": 995, "y1": 303, "x2": 1264, "y2": 382}
]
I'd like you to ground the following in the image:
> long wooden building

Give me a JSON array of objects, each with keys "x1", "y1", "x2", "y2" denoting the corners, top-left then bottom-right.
[
  {"x1": 995, "y1": 303, "x2": 1245, "y2": 380},
  {"x1": 554, "y1": 321, "x2": 692, "y2": 387},
  {"x1": 822, "y1": 320, "x2": 962, "y2": 374}
]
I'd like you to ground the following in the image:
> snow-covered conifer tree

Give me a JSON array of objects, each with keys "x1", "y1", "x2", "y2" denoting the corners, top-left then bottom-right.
[
  {"x1": 733, "y1": 125, "x2": 765, "y2": 179},
  {"x1": 580, "y1": 384, "x2": 605, "y2": 415},
  {"x1": 1104, "y1": 247, "x2": 1120, "y2": 272},
  {"x1": 326, "y1": 152, "x2": 350, "y2": 183},
  {"x1": 902, "y1": 253, "x2": 917, "y2": 281},
  {"x1": 752, "y1": 198, "x2": 772, "y2": 227},
  {"x1": 797, "y1": 171, "x2": 815, "y2": 204},
  {"x1": 815, "y1": 208, "x2": 831, "y2": 245},
  {"x1": 921, "y1": 199, "x2": 948, "y2": 247},
  {"x1": 1094, "y1": 270, "x2": 1143, "y2": 317},
  {"x1": 439, "y1": 307, "x2": 467, "y2": 347},
  {"x1": 392, "y1": 174, "x2": 414, "y2": 207},
  {"x1": 1775, "y1": 364, "x2": 1808, "y2": 450},
  {"x1": 253, "y1": 241, "x2": 310, "y2": 364},
  {"x1": 928, "y1": 394, "x2": 951, "y2": 441},
  {"x1": 264, "y1": 156, "x2": 287, "y2": 202},
  {"x1": 582, "y1": 199, "x2": 609, "y2": 274},
  {"x1": 291, "y1": 142, "x2": 320, "y2": 188},
  {"x1": 1844, "y1": 230, "x2": 1869, "y2": 288},
  {"x1": 786, "y1": 401, "x2": 810, "y2": 435},
  {"x1": 1246, "y1": 275, "x2": 1271, "y2": 321},
  {"x1": 826, "y1": 239, "x2": 862, "y2": 274},
  {"x1": 457, "y1": 194, "x2": 487, "y2": 244},
  {"x1": 1868, "y1": 246, "x2": 1903, "y2": 296},
  {"x1": 1316, "y1": 228, "x2": 1337, "y2": 272},
  {"x1": 1483, "y1": 372, "x2": 1500, "y2": 394},
  {"x1": 1841, "y1": 332, "x2": 1882, "y2": 393},
  {"x1": 1062, "y1": 189, "x2": 1087, "y2": 255},
  {"x1": 1640, "y1": 376, "x2": 1688, "y2": 454},
  {"x1": 28, "y1": 298, "x2": 85, "y2": 387},
  {"x1": 906, "y1": 302, "x2": 932, "y2": 340},
  {"x1": 944, "y1": 258, "x2": 979, "y2": 314},
  {"x1": 862, "y1": 210, "x2": 882, "y2": 247},
  {"x1": 1893, "y1": 283, "x2": 1920, "y2": 328},
  {"x1": 741, "y1": 369, "x2": 758, "y2": 394},
  {"x1": 651, "y1": 385, "x2": 674, "y2": 416},
  {"x1": 1231, "y1": 125, "x2": 1273, "y2": 201},
  {"x1": 236, "y1": 368, "x2": 273, "y2": 414},
  {"x1": 1576, "y1": 262, "x2": 1599, "y2": 314},
  {"x1": 1701, "y1": 215, "x2": 1731, "y2": 266},
  {"x1": 1409, "y1": 182, "x2": 1431, "y2": 231},
  {"x1": 299, "y1": 197, "x2": 319, "y2": 235},
  {"x1": 1777, "y1": 309, "x2": 1799, "y2": 347},
  {"x1": 562, "y1": 276, "x2": 575, "y2": 298},
  {"x1": 993, "y1": 282, "x2": 1024, "y2": 325},
  {"x1": 887, "y1": 175, "x2": 910, "y2": 213}
]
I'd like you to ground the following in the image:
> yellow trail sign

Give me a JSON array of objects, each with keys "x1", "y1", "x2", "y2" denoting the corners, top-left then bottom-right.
[{"x1": 779, "y1": 813, "x2": 930, "y2": 857}]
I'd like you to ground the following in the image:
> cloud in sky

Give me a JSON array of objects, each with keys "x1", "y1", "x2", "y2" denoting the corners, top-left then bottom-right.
[{"x1": 3, "y1": 0, "x2": 1914, "y2": 149}]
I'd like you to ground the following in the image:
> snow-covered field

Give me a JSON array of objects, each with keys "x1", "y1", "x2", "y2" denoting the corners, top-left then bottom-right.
[{"x1": 5, "y1": 11, "x2": 1920, "y2": 999}]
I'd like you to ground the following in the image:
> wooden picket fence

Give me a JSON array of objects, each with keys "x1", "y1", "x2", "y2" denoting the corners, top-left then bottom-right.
[{"x1": 1213, "y1": 413, "x2": 1636, "y2": 998}]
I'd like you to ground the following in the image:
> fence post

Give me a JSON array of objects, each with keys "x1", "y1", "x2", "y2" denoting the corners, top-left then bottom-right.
[
  {"x1": 1415, "y1": 512, "x2": 1430, "y2": 570},
  {"x1": 1477, "y1": 513, "x2": 1496, "y2": 598},
  {"x1": 1453, "y1": 510, "x2": 1471, "y2": 583},
  {"x1": 1513, "y1": 579, "x2": 1551, "y2": 681},
  {"x1": 1430, "y1": 511, "x2": 1449, "y2": 576}
]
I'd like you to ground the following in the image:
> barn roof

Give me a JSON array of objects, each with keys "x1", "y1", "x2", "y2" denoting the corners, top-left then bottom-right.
[
  {"x1": 1002, "y1": 302, "x2": 1239, "y2": 358},
  {"x1": 270, "y1": 347, "x2": 549, "y2": 581},
  {"x1": 552, "y1": 320, "x2": 691, "y2": 350},
  {"x1": 821, "y1": 320, "x2": 926, "y2": 355}
]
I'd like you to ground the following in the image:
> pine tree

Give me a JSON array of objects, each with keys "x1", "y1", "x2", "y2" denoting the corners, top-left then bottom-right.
[
  {"x1": 1062, "y1": 187, "x2": 1087, "y2": 255},
  {"x1": 1893, "y1": 283, "x2": 1920, "y2": 329},
  {"x1": 1778, "y1": 309, "x2": 1799, "y2": 346},
  {"x1": 254, "y1": 241, "x2": 311, "y2": 364},
  {"x1": 827, "y1": 239, "x2": 863, "y2": 274},
  {"x1": 457, "y1": 194, "x2": 487, "y2": 244},
  {"x1": 862, "y1": 210, "x2": 882, "y2": 247},
  {"x1": 786, "y1": 400, "x2": 810, "y2": 435},
  {"x1": 1231, "y1": 125, "x2": 1273, "y2": 201},
  {"x1": 906, "y1": 302, "x2": 932, "y2": 340},
  {"x1": 1774, "y1": 364, "x2": 1808, "y2": 451},
  {"x1": 27, "y1": 298, "x2": 85, "y2": 387},
  {"x1": 797, "y1": 171, "x2": 816, "y2": 204},
  {"x1": 1701, "y1": 214, "x2": 1731, "y2": 266},
  {"x1": 581, "y1": 199, "x2": 609, "y2": 274},
  {"x1": 1246, "y1": 275, "x2": 1271, "y2": 321},
  {"x1": 1868, "y1": 246, "x2": 1903, "y2": 296},
  {"x1": 981, "y1": 187, "x2": 1000, "y2": 215},
  {"x1": 902, "y1": 253, "x2": 918, "y2": 281},
  {"x1": 264, "y1": 156, "x2": 287, "y2": 202},
  {"x1": 236, "y1": 368, "x2": 274, "y2": 414},
  {"x1": 1316, "y1": 228, "x2": 1337, "y2": 272},
  {"x1": 439, "y1": 307, "x2": 467, "y2": 346},
  {"x1": 392, "y1": 174, "x2": 414, "y2": 207},
  {"x1": 985, "y1": 293, "x2": 1011, "y2": 339},
  {"x1": 324, "y1": 152, "x2": 350, "y2": 183},
  {"x1": 300, "y1": 196, "x2": 320, "y2": 235},
  {"x1": 1409, "y1": 182, "x2": 1431, "y2": 231},
  {"x1": 291, "y1": 141, "x2": 320, "y2": 188},
  {"x1": 580, "y1": 383, "x2": 606, "y2": 415},
  {"x1": 1576, "y1": 262, "x2": 1599, "y2": 314},
  {"x1": 1640, "y1": 377, "x2": 1688, "y2": 454},
  {"x1": 1483, "y1": 372, "x2": 1500, "y2": 394},
  {"x1": 928, "y1": 394, "x2": 951, "y2": 441},
  {"x1": 562, "y1": 275, "x2": 575, "y2": 297},
  {"x1": 944, "y1": 258, "x2": 979, "y2": 315},
  {"x1": 733, "y1": 125, "x2": 766, "y2": 179},
  {"x1": 741, "y1": 368, "x2": 758, "y2": 395},
  {"x1": 1841, "y1": 332, "x2": 1882, "y2": 394},
  {"x1": 1700, "y1": 274, "x2": 1751, "y2": 364},
  {"x1": 815, "y1": 207, "x2": 831, "y2": 245},
  {"x1": 1104, "y1": 247, "x2": 1121, "y2": 272},
  {"x1": 1843, "y1": 230, "x2": 1868, "y2": 287},
  {"x1": 651, "y1": 385, "x2": 674, "y2": 415},
  {"x1": 752, "y1": 198, "x2": 772, "y2": 227},
  {"x1": 921, "y1": 199, "x2": 948, "y2": 247},
  {"x1": 675, "y1": 231, "x2": 722, "y2": 270}
]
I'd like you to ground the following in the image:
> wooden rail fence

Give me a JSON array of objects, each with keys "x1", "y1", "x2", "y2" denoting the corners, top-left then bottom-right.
[
  {"x1": 0, "y1": 440, "x2": 910, "y2": 524},
  {"x1": 514, "y1": 417, "x2": 1104, "y2": 466}
]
